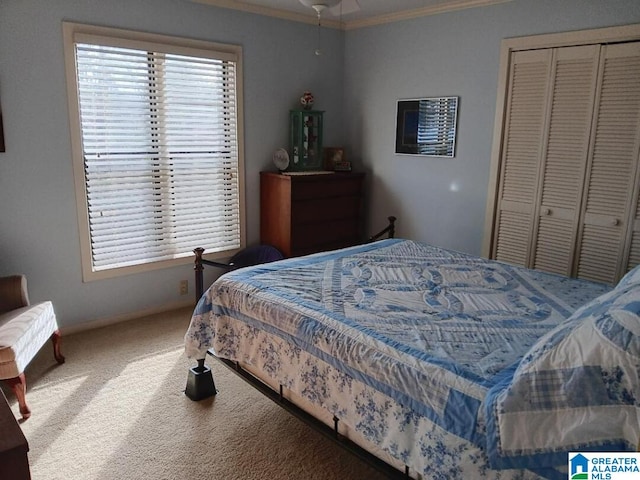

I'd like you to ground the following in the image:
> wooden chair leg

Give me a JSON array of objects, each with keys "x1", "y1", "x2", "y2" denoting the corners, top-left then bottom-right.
[
  {"x1": 5, "y1": 373, "x2": 31, "y2": 420},
  {"x1": 51, "y1": 329, "x2": 65, "y2": 364}
]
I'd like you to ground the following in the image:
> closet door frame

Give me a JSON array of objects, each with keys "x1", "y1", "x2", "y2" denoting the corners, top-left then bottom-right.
[{"x1": 483, "y1": 23, "x2": 640, "y2": 258}]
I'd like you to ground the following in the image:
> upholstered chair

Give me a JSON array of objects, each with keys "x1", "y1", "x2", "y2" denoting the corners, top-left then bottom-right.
[{"x1": 0, "y1": 275, "x2": 64, "y2": 419}]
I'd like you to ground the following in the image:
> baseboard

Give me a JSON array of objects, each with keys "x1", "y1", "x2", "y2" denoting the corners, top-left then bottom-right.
[{"x1": 61, "y1": 298, "x2": 195, "y2": 336}]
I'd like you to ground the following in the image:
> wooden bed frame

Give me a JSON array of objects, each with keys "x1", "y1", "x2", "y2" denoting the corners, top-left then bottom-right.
[{"x1": 185, "y1": 216, "x2": 407, "y2": 479}]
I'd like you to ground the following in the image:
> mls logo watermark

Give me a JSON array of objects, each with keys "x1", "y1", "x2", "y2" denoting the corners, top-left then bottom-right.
[{"x1": 569, "y1": 452, "x2": 640, "y2": 480}]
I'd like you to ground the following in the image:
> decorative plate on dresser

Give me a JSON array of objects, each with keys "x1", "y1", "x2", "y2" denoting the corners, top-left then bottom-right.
[{"x1": 272, "y1": 148, "x2": 290, "y2": 171}]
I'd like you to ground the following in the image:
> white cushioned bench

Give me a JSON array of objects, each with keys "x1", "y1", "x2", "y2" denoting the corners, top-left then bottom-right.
[{"x1": 0, "y1": 275, "x2": 64, "y2": 419}]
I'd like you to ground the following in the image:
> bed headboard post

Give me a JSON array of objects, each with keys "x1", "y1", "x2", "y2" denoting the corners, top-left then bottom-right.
[
  {"x1": 194, "y1": 247, "x2": 205, "y2": 302},
  {"x1": 368, "y1": 216, "x2": 397, "y2": 243}
]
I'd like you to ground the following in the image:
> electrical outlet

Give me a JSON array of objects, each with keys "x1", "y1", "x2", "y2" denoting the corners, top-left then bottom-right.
[{"x1": 179, "y1": 280, "x2": 188, "y2": 296}]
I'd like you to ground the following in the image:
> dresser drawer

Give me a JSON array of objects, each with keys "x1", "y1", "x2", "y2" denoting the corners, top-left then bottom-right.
[
  {"x1": 291, "y1": 196, "x2": 361, "y2": 224},
  {"x1": 291, "y1": 219, "x2": 361, "y2": 253},
  {"x1": 291, "y1": 175, "x2": 363, "y2": 200}
]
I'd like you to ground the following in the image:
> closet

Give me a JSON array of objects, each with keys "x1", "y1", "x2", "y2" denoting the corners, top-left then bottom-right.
[{"x1": 488, "y1": 36, "x2": 640, "y2": 285}]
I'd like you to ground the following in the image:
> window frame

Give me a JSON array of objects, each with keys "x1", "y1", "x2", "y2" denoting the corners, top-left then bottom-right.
[{"x1": 62, "y1": 22, "x2": 245, "y2": 281}]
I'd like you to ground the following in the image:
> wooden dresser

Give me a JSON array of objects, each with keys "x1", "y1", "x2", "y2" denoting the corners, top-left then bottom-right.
[
  {"x1": 260, "y1": 171, "x2": 365, "y2": 257},
  {"x1": 0, "y1": 390, "x2": 31, "y2": 480}
]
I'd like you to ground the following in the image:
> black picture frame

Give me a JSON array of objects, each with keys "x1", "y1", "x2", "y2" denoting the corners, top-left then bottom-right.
[{"x1": 396, "y1": 100, "x2": 419, "y2": 152}]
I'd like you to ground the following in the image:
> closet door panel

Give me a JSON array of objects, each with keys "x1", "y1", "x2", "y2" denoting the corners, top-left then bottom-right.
[
  {"x1": 623, "y1": 133, "x2": 640, "y2": 274},
  {"x1": 576, "y1": 42, "x2": 640, "y2": 284},
  {"x1": 578, "y1": 223, "x2": 624, "y2": 282},
  {"x1": 627, "y1": 191, "x2": 640, "y2": 272},
  {"x1": 493, "y1": 49, "x2": 551, "y2": 265},
  {"x1": 532, "y1": 45, "x2": 599, "y2": 275},
  {"x1": 534, "y1": 216, "x2": 575, "y2": 272},
  {"x1": 495, "y1": 203, "x2": 531, "y2": 265}
]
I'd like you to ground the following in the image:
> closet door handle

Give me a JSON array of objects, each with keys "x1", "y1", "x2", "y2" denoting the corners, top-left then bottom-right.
[
  {"x1": 542, "y1": 208, "x2": 551, "y2": 216},
  {"x1": 611, "y1": 218, "x2": 620, "y2": 226}
]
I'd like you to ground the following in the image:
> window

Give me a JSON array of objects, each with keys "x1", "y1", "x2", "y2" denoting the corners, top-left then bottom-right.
[{"x1": 63, "y1": 23, "x2": 244, "y2": 280}]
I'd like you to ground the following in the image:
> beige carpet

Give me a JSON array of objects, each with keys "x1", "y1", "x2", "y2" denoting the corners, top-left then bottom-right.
[{"x1": 3, "y1": 307, "x2": 386, "y2": 480}]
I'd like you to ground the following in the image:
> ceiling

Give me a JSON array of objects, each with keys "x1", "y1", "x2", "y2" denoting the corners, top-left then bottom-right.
[{"x1": 190, "y1": 0, "x2": 511, "y2": 29}]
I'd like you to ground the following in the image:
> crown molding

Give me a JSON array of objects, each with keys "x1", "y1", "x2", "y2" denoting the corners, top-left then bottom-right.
[
  {"x1": 343, "y1": 0, "x2": 512, "y2": 30},
  {"x1": 190, "y1": 0, "x2": 512, "y2": 30},
  {"x1": 190, "y1": 0, "x2": 342, "y2": 29}
]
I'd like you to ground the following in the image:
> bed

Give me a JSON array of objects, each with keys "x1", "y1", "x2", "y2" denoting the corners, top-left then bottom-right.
[{"x1": 184, "y1": 238, "x2": 640, "y2": 479}]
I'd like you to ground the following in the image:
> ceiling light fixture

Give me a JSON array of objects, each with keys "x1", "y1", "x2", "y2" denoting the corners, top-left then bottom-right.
[
  {"x1": 299, "y1": 0, "x2": 342, "y2": 10},
  {"x1": 299, "y1": 0, "x2": 342, "y2": 56}
]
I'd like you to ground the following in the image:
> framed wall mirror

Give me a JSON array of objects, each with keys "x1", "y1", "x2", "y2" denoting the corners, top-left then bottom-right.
[{"x1": 395, "y1": 96, "x2": 459, "y2": 157}]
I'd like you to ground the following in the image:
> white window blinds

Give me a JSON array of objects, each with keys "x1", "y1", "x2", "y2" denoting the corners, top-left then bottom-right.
[
  {"x1": 71, "y1": 35, "x2": 242, "y2": 274},
  {"x1": 416, "y1": 97, "x2": 458, "y2": 157}
]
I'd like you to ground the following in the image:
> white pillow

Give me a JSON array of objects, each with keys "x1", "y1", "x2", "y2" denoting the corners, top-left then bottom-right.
[{"x1": 486, "y1": 282, "x2": 640, "y2": 470}]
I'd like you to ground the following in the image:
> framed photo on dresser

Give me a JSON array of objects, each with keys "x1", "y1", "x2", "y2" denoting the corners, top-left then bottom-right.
[
  {"x1": 323, "y1": 147, "x2": 351, "y2": 171},
  {"x1": 323, "y1": 147, "x2": 344, "y2": 170}
]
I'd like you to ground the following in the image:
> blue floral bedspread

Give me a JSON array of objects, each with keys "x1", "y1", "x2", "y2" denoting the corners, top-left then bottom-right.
[{"x1": 185, "y1": 239, "x2": 619, "y2": 479}]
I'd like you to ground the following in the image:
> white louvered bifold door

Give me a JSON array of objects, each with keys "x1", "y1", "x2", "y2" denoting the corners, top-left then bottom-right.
[
  {"x1": 492, "y1": 50, "x2": 552, "y2": 266},
  {"x1": 626, "y1": 184, "x2": 640, "y2": 273},
  {"x1": 530, "y1": 45, "x2": 600, "y2": 276},
  {"x1": 575, "y1": 41, "x2": 640, "y2": 284}
]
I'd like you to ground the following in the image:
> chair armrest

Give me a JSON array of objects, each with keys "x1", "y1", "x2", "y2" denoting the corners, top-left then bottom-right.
[{"x1": 0, "y1": 275, "x2": 30, "y2": 314}]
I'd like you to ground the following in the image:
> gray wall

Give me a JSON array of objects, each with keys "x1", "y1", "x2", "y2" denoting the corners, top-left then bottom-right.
[
  {"x1": 0, "y1": 0, "x2": 344, "y2": 327},
  {"x1": 344, "y1": 0, "x2": 640, "y2": 255}
]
